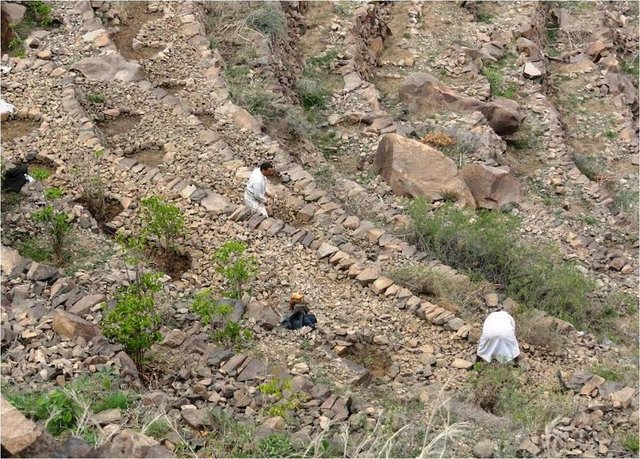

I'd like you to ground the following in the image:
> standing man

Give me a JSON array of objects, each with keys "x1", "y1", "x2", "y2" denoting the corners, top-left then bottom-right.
[{"x1": 245, "y1": 161, "x2": 275, "y2": 217}]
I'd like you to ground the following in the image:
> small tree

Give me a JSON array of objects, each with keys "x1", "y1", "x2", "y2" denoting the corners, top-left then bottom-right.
[
  {"x1": 32, "y1": 205, "x2": 72, "y2": 265},
  {"x1": 140, "y1": 195, "x2": 186, "y2": 251},
  {"x1": 212, "y1": 240, "x2": 258, "y2": 299},
  {"x1": 101, "y1": 272, "x2": 163, "y2": 369},
  {"x1": 115, "y1": 232, "x2": 148, "y2": 287}
]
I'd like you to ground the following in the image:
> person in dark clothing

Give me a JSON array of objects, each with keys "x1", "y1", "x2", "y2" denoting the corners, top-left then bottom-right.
[
  {"x1": 281, "y1": 292, "x2": 317, "y2": 330},
  {"x1": 1, "y1": 163, "x2": 30, "y2": 192}
]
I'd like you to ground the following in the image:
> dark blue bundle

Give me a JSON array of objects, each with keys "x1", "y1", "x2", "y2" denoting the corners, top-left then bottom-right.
[{"x1": 281, "y1": 310, "x2": 317, "y2": 330}]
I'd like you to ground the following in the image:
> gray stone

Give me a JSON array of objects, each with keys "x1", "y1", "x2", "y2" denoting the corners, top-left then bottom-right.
[
  {"x1": 26, "y1": 262, "x2": 60, "y2": 281},
  {"x1": 317, "y1": 242, "x2": 339, "y2": 260},
  {"x1": 71, "y1": 52, "x2": 145, "y2": 82},
  {"x1": 68, "y1": 294, "x2": 105, "y2": 317},
  {"x1": 473, "y1": 439, "x2": 495, "y2": 458},
  {"x1": 92, "y1": 408, "x2": 122, "y2": 425},
  {"x1": 52, "y1": 311, "x2": 101, "y2": 340}
]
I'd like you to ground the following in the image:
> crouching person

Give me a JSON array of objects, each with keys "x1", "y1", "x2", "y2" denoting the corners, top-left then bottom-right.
[{"x1": 476, "y1": 310, "x2": 521, "y2": 365}]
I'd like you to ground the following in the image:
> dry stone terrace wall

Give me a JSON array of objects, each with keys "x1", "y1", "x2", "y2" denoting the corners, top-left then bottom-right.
[{"x1": 1, "y1": 1, "x2": 638, "y2": 456}]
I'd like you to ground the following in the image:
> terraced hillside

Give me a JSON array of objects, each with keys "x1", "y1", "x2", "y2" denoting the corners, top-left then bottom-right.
[{"x1": 1, "y1": 1, "x2": 638, "y2": 457}]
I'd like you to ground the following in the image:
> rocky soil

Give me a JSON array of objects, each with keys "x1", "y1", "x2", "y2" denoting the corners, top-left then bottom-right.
[{"x1": 1, "y1": 1, "x2": 638, "y2": 458}]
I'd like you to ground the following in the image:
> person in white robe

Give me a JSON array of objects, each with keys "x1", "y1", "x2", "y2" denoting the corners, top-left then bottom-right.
[
  {"x1": 245, "y1": 161, "x2": 275, "y2": 217},
  {"x1": 476, "y1": 310, "x2": 521, "y2": 364}
]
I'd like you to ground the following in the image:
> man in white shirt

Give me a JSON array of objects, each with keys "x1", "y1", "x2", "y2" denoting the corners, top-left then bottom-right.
[
  {"x1": 476, "y1": 310, "x2": 521, "y2": 364},
  {"x1": 245, "y1": 161, "x2": 275, "y2": 217}
]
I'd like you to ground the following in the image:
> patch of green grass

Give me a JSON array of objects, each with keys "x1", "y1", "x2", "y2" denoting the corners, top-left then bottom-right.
[
  {"x1": 621, "y1": 54, "x2": 639, "y2": 79},
  {"x1": 44, "y1": 187, "x2": 64, "y2": 199},
  {"x1": 18, "y1": 237, "x2": 53, "y2": 262},
  {"x1": 5, "y1": 387, "x2": 80, "y2": 436},
  {"x1": 296, "y1": 77, "x2": 329, "y2": 111},
  {"x1": 624, "y1": 433, "x2": 639, "y2": 452},
  {"x1": 259, "y1": 434, "x2": 295, "y2": 458},
  {"x1": 204, "y1": 407, "x2": 254, "y2": 457},
  {"x1": 93, "y1": 391, "x2": 131, "y2": 412},
  {"x1": 1, "y1": 191, "x2": 23, "y2": 212},
  {"x1": 581, "y1": 214, "x2": 597, "y2": 225},
  {"x1": 573, "y1": 154, "x2": 604, "y2": 181},
  {"x1": 145, "y1": 419, "x2": 171, "y2": 441},
  {"x1": 86, "y1": 92, "x2": 105, "y2": 105},
  {"x1": 482, "y1": 64, "x2": 517, "y2": 99},
  {"x1": 307, "y1": 49, "x2": 340, "y2": 68},
  {"x1": 604, "y1": 130, "x2": 617, "y2": 140}
]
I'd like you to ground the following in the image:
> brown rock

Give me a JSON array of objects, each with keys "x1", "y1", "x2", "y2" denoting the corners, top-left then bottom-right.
[
  {"x1": 451, "y1": 358, "x2": 474, "y2": 370},
  {"x1": 355, "y1": 265, "x2": 381, "y2": 286},
  {"x1": 68, "y1": 294, "x2": 105, "y2": 317},
  {"x1": 1, "y1": 397, "x2": 43, "y2": 455},
  {"x1": 71, "y1": 52, "x2": 145, "y2": 82},
  {"x1": 245, "y1": 299, "x2": 280, "y2": 330},
  {"x1": 374, "y1": 133, "x2": 475, "y2": 208},
  {"x1": 399, "y1": 73, "x2": 523, "y2": 135},
  {"x1": 52, "y1": 311, "x2": 101, "y2": 340},
  {"x1": 580, "y1": 375, "x2": 606, "y2": 396},
  {"x1": 96, "y1": 428, "x2": 174, "y2": 458},
  {"x1": 460, "y1": 164, "x2": 522, "y2": 210}
]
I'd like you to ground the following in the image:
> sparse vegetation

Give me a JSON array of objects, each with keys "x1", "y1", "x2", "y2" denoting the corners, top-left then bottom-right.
[
  {"x1": 245, "y1": 3, "x2": 287, "y2": 41},
  {"x1": 482, "y1": 63, "x2": 517, "y2": 99},
  {"x1": 32, "y1": 205, "x2": 72, "y2": 265},
  {"x1": 471, "y1": 364, "x2": 575, "y2": 432},
  {"x1": 191, "y1": 288, "x2": 253, "y2": 347},
  {"x1": 44, "y1": 187, "x2": 64, "y2": 199},
  {"x1": 86, "y1": 92, "x2": 106, "y2": 105},
  {"x1": 623, "y1": 433, "x2": 639, "y2": 452},
  {"x1": 73, "y1": 149, "x2": 110, "y2": 225},
  {"x1": 259, "y1": 434, "x2": 295, "y2": 458},
  {"x1": 212, "y1": 240, "x2": 258, "y2": 299},
  {"x1": 406, "y1": 199, "x2": 612, "y2": 331}
]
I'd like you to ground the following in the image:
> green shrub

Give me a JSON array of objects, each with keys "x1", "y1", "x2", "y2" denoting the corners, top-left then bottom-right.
[
  {"x1": 476, "y1": 11, "x2": 494, "y2": 23},
  {"x1": 191, "y1": 288, "x2": 233, "y2": 326},
  {"x1": 145, "y1": 419, "x2": 171, "y2": 440},
  {"x1": 101, "y1": 272, "x2": 163, "y2": 368},
  {"x1": 141, "y1": 195, "x2": 186, "y2": 251},
  {"x1": 212, "y1": 240, "x2": 258, "y2": 299},
  {"x1": 407, "y1": 200, "x2": 604, "y2": 330},
  {"x1": 32, "y1": 205, "x2": 72, "y2": 264},
  {"x1": 307, "y1": 49, "x2": 340, "y2": 68},
  {"x1": 27, "y1": 1, "x2": 53, "y2": 27},
  {"x1": 31, "y1": 166, "x2": 51, "y2": 181},
  {"x1": 246, "y1": 4, "x2": 286, "y2": 40},
  {"x1": 259, "y1": 434, "x2": 295, "y2": 458},
  {"x1": 86, "y1": 92, "x2": 105, "y2": 104},
  {"x1": 73, "y1": 149, "x2": 109, "y2": 224},
  {"x1": 212, "y1": 320, "x2": 253, "y2": 347},
  {"x1": 44, "y1": 187, "x2": 64, "y2": 199},
  {"x1": 296, "y1": 78, "x2": 329, "y2": 111}
]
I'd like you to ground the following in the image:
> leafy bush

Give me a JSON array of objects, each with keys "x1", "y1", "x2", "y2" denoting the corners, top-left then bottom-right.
[
  {"x1": 27, "y1": 1, "x2": 53, "y2": 27},
  {"x1": 93, "y1": 391, "x2": 131, "y2": 412},
  {"x1": 212, "y1": 240, "x2": 258, "y2": 299},
  {"x1": 407, "y1": 199, "x2": 604, "y2": 330},
  {"x1": 18, "y1": 238, "x2": 52, "y2": 262},
  {"x1": 101, "y1": 272, "x2": 163, "y2": 368},
  {"x1": 141, "y1": 195, "x2": 186, "y2": 251},
  {"x1": 246, "y1": 4, "x2": 287, "y2": 40},
  {"x1": 32, "y1": 205, "x2": 72, "y2": 264},
  {"x1": 191, "y1": 288, "x2": 233, "y2": 326},
  {"x1": 213, "y1": 320, "x2": 253, "y2": 347},
  {"x1": 624, "y1": 433, "x2": 639, "y2": 452},
  {"x1": 258, "y1": 377, "x2": 304, "y2": 420}
]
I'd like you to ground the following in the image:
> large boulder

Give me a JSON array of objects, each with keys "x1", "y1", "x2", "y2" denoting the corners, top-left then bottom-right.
[
  {"x1": 52, "y1": 310, "x2": 101, "y2": 340},
  {"x1": 460, "y1": 164, "x2": 523, "y2": 210},
  {"x1": 71, "y1": 52, "x2": 145, "y2": 82},
  {"x1": 399, "y1": 72, "x2": 524, "y2": 136},
  {"x1": 96, "y1": 429, "x2": 174, "y2": 458},
  {"x1": 1, "y1": 3, "x2": 27, "y2": 25},
  {"x1": 374, "y1": 134, "x2": 475, "y2": 208}
]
